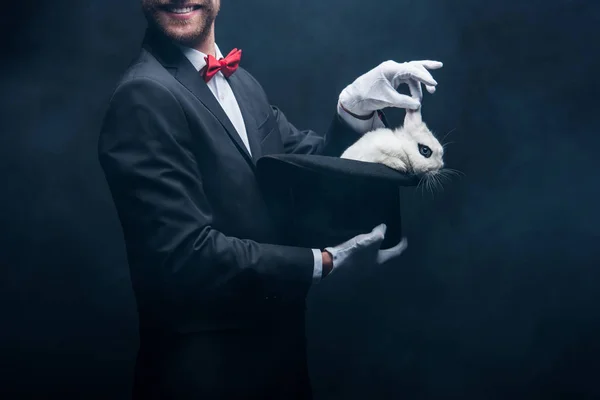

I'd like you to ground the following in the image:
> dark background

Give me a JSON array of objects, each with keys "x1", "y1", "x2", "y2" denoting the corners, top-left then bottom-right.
[{"x1": 1, "y1": 0, "x2": 599, "y2": 399}]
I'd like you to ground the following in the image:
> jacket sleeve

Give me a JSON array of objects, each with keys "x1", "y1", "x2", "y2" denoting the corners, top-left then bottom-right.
[
  {"x1": 270, "y1": 103, "x2": 390, "y2": 157},
  {"x1": 269, "y1": 105, "x2": 363, "y2": 157},
  {"x1": 98, "y1": 77, "x2": 314, "y2": 308}
]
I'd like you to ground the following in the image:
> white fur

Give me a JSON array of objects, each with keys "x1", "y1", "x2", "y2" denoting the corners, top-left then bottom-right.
[{"x1": 341, "y1": 109, "x2": 444, "y2": 176}]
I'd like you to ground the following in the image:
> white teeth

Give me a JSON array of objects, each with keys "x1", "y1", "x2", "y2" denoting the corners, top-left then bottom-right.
[{"x1": 169, "y1": 7, "x2": 195, "y2": 14}]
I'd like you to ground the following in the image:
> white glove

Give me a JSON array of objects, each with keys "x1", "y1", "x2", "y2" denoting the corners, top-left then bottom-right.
[
  {"x1": 338, "y1": 60, "x2": 443, "y2": 117},
  {"x1": 324, "y1": 224, "x2": 408, "y2": 276}
]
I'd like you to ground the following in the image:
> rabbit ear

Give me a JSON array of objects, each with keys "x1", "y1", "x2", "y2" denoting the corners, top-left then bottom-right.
[
  {"x1": 407, "y1": 79, "x2": 423, "y2": 103},
  {"x1": 405, "y1": 107, "x2": 422, "y2": 126},
  {"x1": 404, "y1": 79, "x2": 423, "y2": 127}
]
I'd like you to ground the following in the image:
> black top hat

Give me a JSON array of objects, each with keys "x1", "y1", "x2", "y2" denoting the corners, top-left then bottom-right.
[{"x1": 256, "y1": 154, "x2": 419, "y2": 250}]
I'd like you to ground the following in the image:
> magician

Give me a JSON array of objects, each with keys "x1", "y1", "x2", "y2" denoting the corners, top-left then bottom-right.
[{"x1": 98, "y1": 0, "x2": 443, "y2": 398}]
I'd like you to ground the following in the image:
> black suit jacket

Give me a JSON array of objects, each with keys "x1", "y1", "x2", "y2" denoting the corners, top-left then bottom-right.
[{"x1": 98, "y1": 29, "x2": 362, "y2": 335}]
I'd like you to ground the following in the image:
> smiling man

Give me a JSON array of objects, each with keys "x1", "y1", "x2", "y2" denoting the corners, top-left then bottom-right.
[{"x1": 98, "y1": 1, "x2": 442, "y2": 399}]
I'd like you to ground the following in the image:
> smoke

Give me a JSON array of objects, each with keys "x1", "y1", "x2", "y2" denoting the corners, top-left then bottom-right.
[{"x1": 1, "y1": 0, "x2": 599, "y2": 398}]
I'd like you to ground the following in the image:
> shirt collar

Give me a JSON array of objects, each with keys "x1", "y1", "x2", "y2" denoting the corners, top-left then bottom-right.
[{"x1": 178, "y1": 43, "x2": 225, "y2": 72}]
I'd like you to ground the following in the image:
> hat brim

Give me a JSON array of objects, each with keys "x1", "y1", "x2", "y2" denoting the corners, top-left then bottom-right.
[{"x1": 256, "y1": 154, "x2": 420, "y2": 186}]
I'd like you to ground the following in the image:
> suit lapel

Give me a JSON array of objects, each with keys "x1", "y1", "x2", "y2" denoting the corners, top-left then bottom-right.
[
  {"x1": 227, "y1": 73, "x2": 263, "y2": 161},
  {"x1": 173, "y1": 62, "x2": 256, "y2": 165},
  {"x1": 142, "y1": 29, "x2": 255, "y2": 168}
]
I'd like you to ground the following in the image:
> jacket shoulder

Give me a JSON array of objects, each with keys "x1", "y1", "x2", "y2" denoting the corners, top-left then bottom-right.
[{"x1": 109, "y1": 49, "x2": 179, "y2": 100}]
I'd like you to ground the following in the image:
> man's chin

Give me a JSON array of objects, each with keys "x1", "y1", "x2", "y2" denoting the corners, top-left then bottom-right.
[
  {"x1": 147, "y1": 13, "x2": 213, "y2": 47},
  {"x1": 151, "y1": 22, "x2": 201, "y2": 45},
  {"x1": 165, "y1": 27, "x2": 199, "y2": 43}
]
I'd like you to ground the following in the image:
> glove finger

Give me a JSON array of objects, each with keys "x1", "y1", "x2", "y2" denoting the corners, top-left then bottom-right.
[
  {"x1": 388, "y1": 65, "x2": 435, "y2": 88},
  {"x1": 388, "y1": 91, "x2": 421, "y2": 110},
  {"x1": 414, "y1": 60, "x2": 444, "y2": 70},
  {"x1": 330, "y1": 226, "x2": 376, "y2": 251},
  {"x1": 355, "y1": 224, "x2": 386, "y2": 250},
  {"x1": 425, "y1": 84, "x2": 436, "y2": 94},
  {"x1": 371, "y1": 223, "x2": 387, "y2": 238},
  {"x1": 377, "y1": 237, "x2": 408, "y2": 264},
  {"x1": 413, "y1": 64, "x2": 439, "y2": 86},
  {"x1": 363, "y1": 224, "x2": 386, "y2": 244},
  {"x1": 347, "y1": 223, "x2": 386, "y2": 249},
  {"x1": 396, "y1": 64, "x2": 437, "y2": 87}
]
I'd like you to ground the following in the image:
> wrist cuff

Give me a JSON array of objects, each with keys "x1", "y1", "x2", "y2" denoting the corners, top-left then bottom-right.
[{"x1": 339, "y1": 102, "x2": 376, "y2": 120}]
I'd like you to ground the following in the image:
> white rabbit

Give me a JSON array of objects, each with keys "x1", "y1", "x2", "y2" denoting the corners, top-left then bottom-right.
[{"x1": 341, "y1": 107, "x2": 445, "y2": 176}]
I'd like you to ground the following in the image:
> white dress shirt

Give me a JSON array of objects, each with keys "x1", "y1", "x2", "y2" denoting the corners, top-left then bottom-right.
[{"x1": 179, "y1": 43, "x2": 384, "y2": 283}]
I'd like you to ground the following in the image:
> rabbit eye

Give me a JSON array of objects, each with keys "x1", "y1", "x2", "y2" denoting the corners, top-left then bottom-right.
[{"x1": 418, "y1": 144, "x2": 432, "y2": 158}]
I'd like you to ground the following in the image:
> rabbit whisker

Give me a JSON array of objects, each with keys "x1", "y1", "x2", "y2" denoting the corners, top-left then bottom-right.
[
  {"x1": 442, "y1": 141, "x2": 455, "y2": 150},
  {"x1": 441, "y1": 128, "x2": 457, "y2": 143},
  {"x1": 443, "y1": 168, "x2": 465, "y2": 177}
]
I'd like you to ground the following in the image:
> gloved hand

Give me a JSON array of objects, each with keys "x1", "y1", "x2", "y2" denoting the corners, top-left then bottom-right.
[
  {"x1": 338, "y1": 60, "x2": 443, "y2": 118},
  {"x1": 324, "y1": 224, "x2": 408, "y2": 276}
]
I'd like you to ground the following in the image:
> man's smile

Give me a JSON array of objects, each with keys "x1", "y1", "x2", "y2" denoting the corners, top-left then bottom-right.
[{"x1": 159, "y1": 3, "x2": 204, "y2": 19}]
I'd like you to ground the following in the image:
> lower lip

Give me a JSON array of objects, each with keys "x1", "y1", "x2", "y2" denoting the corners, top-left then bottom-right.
[{"x1": 162, "y1": 7, "x2": 202, "y2": 20}]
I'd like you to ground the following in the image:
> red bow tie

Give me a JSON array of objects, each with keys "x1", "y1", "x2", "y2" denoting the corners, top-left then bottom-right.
[{"x1": 202, "y1": 48, "x2": 242, "y2": 82}]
